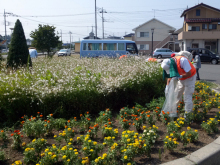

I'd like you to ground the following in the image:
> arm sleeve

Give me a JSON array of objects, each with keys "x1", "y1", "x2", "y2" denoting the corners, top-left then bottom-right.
[{"x1": 180, "y1": 57, "x2": 191, "y2": 73}]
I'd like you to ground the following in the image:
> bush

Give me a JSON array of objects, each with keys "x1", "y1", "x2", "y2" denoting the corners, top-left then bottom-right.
[{"x1": 0, "y1": 58, "x2": 165, "y2": 126}]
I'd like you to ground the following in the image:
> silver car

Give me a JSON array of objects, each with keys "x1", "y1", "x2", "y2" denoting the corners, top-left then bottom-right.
[
  {"x1": 153, "y1": 48, "x2": 175, "y2": 58},
  {"x1": 58, "y1": 49, "x2": 71, "y2": 56}
]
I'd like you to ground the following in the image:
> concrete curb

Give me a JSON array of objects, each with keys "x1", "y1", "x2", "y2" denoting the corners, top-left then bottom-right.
[
  {"x1": 161, "y1": 137, "x2": 220, "y2": 165},
  {"x1": 161, "y1": 88, "x2": 220, "y2": 165}
]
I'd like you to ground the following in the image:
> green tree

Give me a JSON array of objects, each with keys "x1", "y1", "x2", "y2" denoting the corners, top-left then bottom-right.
[
  {"x1": 7, "y1": 19, "x2": 32, "y2": 68},
  {"x1": 30, "y1": 24, "x2": 60, "y2": 56}
]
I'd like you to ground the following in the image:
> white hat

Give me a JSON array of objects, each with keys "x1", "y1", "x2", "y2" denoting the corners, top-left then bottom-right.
[
  {"x1": 176, "y1": 51, "x2": 193, "y2": 61},
  {"x1": 161, "y1": 59, "x2": 171, "y2": 74}
]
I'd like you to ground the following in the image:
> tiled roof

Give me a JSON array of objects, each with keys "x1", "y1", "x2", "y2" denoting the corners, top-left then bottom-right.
[
  {"x1": 123, "y1": 33, "x2": 134, "y2": 37},
  {"x1": 185, "y1": 18, "x2": 220, "y2": 23}
]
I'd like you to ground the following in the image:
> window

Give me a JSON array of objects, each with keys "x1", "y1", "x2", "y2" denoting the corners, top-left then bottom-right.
[
  {"x1": 196, "y1": 9, "x2": 200, "y2": 16},
  {"x1": 191, "y1": 26, "x2": 200, "y2": 31},
  {"x1": 209, "y1": 24, "x2": 217, "y2": 30},
  {"x1": 118, "y1": 43, "x2": 124, "y2": 50},
  {"x1": 166, "y1": 50, "x2": 172, "y2": 52},
  {"x1": 202, "y1": 24, "x2": 207, "y2": 29},
  {"x1": 139, "y1": 44, "x2": 149, "y2": 50},
  {"x1": 103, "y1": 43, "x2": 117, "y2": 50},
  {"x1": 140, "y1": 32, "x2": 149, "y2": 37},
  {"x1": 88, "y1": 43, "x2": 102, "y2": 50},
  {"x1": 83, "y1": 43, "x2": 87, "y2": 50}
]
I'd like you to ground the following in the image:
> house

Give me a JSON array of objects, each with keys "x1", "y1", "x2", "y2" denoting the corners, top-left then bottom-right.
[
  {"x1": 178, "y1": 3, "x2": 220, "y2": 54},
  {"x1": 106, "y1": 35, "x2": 122, "y2": 39},
  {"x1": 123, "y1": 33, "x2": 135, "y2": 41},
  {"x1": 75, "y1": 41, "x2": 80, "y2": 53},
  {"x1": 132, "y1": 18, "x2": 176, "y2": 54}
]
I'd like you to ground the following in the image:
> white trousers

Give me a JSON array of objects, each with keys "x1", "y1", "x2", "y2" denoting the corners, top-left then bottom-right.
[{"x1": 176, "y1": 75, "x2": 196, "y2": 115}]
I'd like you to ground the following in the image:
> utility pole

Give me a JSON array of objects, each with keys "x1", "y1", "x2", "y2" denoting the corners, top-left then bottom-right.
[
  {"x1": 100, "y1": 7, "x2": 107, "y2": 39},
  {"x1": 95, "y1": 0, "x2": 97, "y2": 39},
  {"x1": 69, "y1": 31, "x2": 72, "y2": 50},
  {"x1": 4, "y1": 9, "x2": 8, "y2": 50},
  {"x1": 60, "y1": 29, "x2": 62, "y2": 42}
]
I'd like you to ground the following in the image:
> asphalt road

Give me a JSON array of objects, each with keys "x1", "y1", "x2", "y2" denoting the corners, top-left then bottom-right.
[{"x1": 199, "y1": 63, "x2": 220, "y2": 85}]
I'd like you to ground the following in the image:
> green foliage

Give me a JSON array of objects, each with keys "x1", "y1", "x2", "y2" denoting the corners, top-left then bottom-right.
[
  {"x1": 201, "y1": 118, "x2": 219, "y2": 134},
  {"x1": 30, "y1": 24, "x2": 61, "y2": 55},
  {"x1": 7, "y1": 19, "x2": 32, "y2": 68},
  {"x1": 0, "y1": 149, "x2": 5, "y2": 162}
]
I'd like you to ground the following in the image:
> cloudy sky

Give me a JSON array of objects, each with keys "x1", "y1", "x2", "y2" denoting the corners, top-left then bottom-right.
[{"x1": 0, "y1": 0, "x2": 219, "y2": 43}]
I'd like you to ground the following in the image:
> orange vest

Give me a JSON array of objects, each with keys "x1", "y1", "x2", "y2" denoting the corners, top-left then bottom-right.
[{"x1": 174, "y1": 56, "x2": 196, "y2": 80}]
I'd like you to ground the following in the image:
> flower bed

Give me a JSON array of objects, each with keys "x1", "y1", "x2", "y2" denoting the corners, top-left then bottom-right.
[
  {"x1": 0, "y1": 57, "x2": 164, "y2": 126},
  {"x1": 0, "y1": 81, "x2": 220, "y2": 165}
]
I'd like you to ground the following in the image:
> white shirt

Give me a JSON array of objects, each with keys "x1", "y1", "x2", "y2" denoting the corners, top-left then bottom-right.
[{"x1": 179, "y1": 57, "x2": 191, "y2": 73}]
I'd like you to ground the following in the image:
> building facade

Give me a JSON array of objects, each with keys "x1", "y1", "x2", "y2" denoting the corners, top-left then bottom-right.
[
  {"x1": 132, "y1": 18, "x2": 176, "y2": 54},
  {"x1": 178, "y1": 3, "x2": 220, "y2": 54}
]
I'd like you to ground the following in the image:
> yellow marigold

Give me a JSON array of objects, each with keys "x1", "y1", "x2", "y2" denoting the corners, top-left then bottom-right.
[
  {"x1": 95, "y1": 158, "x2": 99, "y2": 163},
  {"x1": 124, "y1": 155, "x2": 128, "y2": 159},
  {"x1": 62, "y1": 155, "x2": 67, "y2": 159},
  {"x1": 32, "y1": 139, "x2": 36, "y2": 143}
]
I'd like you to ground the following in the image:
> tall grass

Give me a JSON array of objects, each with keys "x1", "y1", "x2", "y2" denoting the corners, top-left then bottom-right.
[{"x1": 0, "y1": 57, "x2": 165, "y2": 126}]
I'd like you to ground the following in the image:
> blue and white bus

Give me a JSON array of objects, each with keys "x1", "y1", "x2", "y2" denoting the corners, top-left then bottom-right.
[{"x1": 80, "y1": 40, "x2": 138, "y2": 58}]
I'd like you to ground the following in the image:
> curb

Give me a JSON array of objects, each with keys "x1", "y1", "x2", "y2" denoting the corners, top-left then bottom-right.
[
  {"x1": 161, "y1": 88, "x2": 220, "y2": 165},
  {"x1": 161, "y1": 137, "x2": 220, "y2": 165}
]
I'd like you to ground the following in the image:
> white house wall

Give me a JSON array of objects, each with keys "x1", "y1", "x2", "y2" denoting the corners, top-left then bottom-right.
[{"x1": 135, "y1": 20, "x2": 174, "y2": 42}]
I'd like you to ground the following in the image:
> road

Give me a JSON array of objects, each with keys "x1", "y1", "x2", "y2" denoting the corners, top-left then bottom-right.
[{"x1": 199, "y1": 63, "x2": 220, "y2": 85}]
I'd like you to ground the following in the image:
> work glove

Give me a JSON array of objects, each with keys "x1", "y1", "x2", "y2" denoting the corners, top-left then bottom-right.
[{"x1": 172, "y1": 75, "x2": 183, "y2": 80}]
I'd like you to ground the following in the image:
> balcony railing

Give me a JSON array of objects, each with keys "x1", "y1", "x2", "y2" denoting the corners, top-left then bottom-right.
[{"x1": 178, "y1": 31, "x2": 220, "y2": 40}]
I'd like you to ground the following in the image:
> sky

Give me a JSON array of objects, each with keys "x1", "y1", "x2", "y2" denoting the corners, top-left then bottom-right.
[{"x1": 0, "y1": 0, "x2": 220, "y2": 43}]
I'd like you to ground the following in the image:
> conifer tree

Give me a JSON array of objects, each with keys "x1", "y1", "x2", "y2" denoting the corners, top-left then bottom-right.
[{"x1": 7, "y1": 19, "x2": 32, "y2": 68}]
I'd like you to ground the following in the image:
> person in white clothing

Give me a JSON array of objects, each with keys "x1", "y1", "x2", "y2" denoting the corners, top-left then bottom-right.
[
  {"x1": 161, "y1": 51, "x2": 196, "y2": 118},
  {"x1": 29, "y1": 47, "x2": 38, "y2": 58}
]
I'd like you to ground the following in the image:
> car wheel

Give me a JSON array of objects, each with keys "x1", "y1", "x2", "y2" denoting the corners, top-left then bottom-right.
[
  {"x1": 211, "y1": 59, "x2": 218, "y2": 65},
  {"x1": 157, "y1": 55, "x2": 162, "y2": 59}
]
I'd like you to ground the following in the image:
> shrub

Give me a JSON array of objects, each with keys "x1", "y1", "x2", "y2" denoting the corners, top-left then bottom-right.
[{"x1": 7, "y1": 19, "x2": 32, "y2": 68}]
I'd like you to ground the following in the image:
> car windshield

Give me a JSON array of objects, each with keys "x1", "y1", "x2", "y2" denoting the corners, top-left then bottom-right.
[
  {"x1": 209, "y1": 50, "x2": 215, "y2": 54},
  {"x1": 60, "y1": 49, "x2": 67, "y2": 52}
]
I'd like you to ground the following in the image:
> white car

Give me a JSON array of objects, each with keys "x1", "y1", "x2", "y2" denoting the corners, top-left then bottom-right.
[{"x1": 58, "y1": 49, "x2": 71, "y2": 56}]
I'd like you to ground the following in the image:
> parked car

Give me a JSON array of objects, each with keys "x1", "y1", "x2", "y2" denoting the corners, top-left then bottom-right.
[
  {"x1": 187, "y1": 48, "x2": 219, "y2": 65},
  {"x1": 58, "y1": 49, "x2": 71, "y2": 56},
  {"x1": 153, "y1": 48, "x2": 175, "y2": 58}
]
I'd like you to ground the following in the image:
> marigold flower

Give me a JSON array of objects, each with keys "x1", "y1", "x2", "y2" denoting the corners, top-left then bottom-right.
[
  {"x1": 37, "y1": 112, "x2": 40, "y2": 114},
  {"x1": 68, "y1": 120, "x2": 70, "y2": 123},
  {"x1": 1, "y1": 130, "x2": 4, "y2": 133},
  {"x1": 11, "y1": 133, "x2": 14, "y2": 136},
  {"x1": 40, "y1": 115, "x2": 43, "y2": 117},
  {"x1": 65, "y1": 125, "x2": 68, "y2": 128},
  {"x1": 50, "y1": 114, "x2": 53, "y2": 117},
  {"x1": 87, "y1": 111, "x2": 89, "y2": 114}
]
